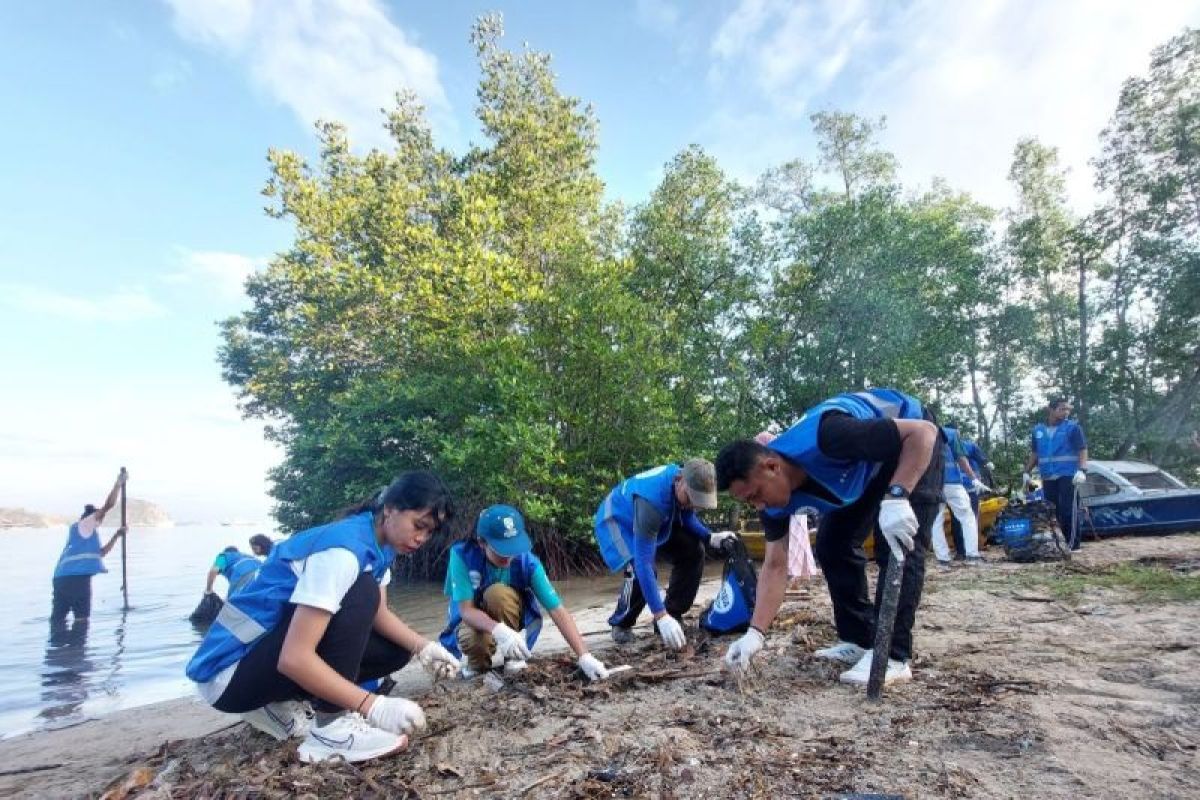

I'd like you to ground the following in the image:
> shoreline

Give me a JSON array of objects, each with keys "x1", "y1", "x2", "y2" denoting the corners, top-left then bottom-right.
[{"x1": 0, "y1": 575, "x2": 726, "y2": 799}]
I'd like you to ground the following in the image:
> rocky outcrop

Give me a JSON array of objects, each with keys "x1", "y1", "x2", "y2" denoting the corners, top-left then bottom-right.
[
  {"x1": 0, "y1": 499, "x2": 173, "y2": 528},
  {"x1": 0, "y1": 508, "x2": 70, "y2": 527}
]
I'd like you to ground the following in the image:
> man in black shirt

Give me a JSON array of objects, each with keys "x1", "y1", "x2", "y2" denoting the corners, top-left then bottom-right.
[{"x1": 715, "y1": 389, "x2": 943, "y2": 687}]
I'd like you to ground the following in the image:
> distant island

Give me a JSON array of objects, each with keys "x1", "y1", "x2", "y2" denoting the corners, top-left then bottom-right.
[{"x1": 0, "y1": 499, "x2": 173, "y2": 528}]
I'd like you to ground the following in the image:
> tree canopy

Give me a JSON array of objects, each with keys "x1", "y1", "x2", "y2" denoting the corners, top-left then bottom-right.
[{"x1": 220, "y1": 19, "x2": 1200, "y2": 576}]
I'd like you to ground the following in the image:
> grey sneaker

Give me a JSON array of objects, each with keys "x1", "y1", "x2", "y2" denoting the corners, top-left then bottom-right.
[
  {"x1": 297, "y1": 713, "x2": 408, "y2": 763},
  {"x1": 964, "y1": 556, "x2": 984, "y2": 566},
  {"x1": 610, "y1": 626, "x2": 635, "y2": 644},
  {"x1": 241, "y1": 700, "x2": 311, "y2": 741}
]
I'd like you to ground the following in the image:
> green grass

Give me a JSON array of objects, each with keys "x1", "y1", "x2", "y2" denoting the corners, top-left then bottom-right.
[{"x1": 1009, "y1": 560, "x2": 1200, "y2": 603}]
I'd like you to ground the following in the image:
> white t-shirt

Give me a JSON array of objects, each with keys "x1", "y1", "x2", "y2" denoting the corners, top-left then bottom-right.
[
  {"x1": 196, "y1": 547, "x2": 391, "y2": 704},
  {"x1": 77, "y1": 514, "x2": 99, "y2": 538}
]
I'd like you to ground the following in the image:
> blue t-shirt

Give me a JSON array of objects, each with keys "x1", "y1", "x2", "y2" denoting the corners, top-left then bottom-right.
[{"x1": 444, "y1": 547, "x2": 562, "y2": 612}]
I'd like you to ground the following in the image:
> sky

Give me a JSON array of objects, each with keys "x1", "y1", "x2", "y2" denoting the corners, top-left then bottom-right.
[{"x1": 0, "y1": 0, "x2": 1195, "y2": 526}]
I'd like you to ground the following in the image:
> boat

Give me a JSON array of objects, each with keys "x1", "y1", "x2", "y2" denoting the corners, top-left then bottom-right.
[
  {"x1": 1079, "y1": 460, "x2": 1200, "y2": 538},
  {"x1": 737, "y1": 494, "x2": 1009, "y2": 560}
]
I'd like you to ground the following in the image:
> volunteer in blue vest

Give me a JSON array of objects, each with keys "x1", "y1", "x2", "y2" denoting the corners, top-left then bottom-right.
[
  {"x1": 930, "y1": 424, "x2": 986, "y2": 568},
  {"x1": 50, "y1": 469, "x2": 128, "y2": 629},
  {"x1": 950, "y1": 433, "x2": 993, "y2": 558},
  {"x1": 204, "y1": 546, "x2": 262, "y2": 598},
  {"x1": 440, "y1": 504, "x2": 609, "y2": 681},
  {"x1": 1023, "y1": 397, "x2": 1089, "y2": 550},
  {"x1": 594, "y1": 459, "x2": 735, "y2": 650},
  {"x1": 716, "y1": 388, "x2": 942, "y2": 687},
  {"x1": 185, "y1": 471, "x2": 463, "y2": 764}
]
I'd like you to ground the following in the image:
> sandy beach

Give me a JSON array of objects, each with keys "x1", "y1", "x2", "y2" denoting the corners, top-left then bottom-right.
[{"x1": 4, "y1": 534, "x2": 1199, "y2": 799}]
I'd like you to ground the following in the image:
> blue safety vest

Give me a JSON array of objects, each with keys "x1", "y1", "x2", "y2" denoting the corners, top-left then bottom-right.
[
  {"x1": 185, "y1": 512, "x2": 394, "y2": 684},
  {"x1": 52, "y1": 521, "x2": 106, "y2": 579},
  {"x1": 942, "y1": 427, "x2": 964, "y2": 485},
  {"x1": 220, "y1": 552, "x2": 261, "y2": 595},
  {"x1": 1033, "y1": 421, "x2": 1083, "y2": 478},
  {"x1": 437, "y1": 540, "x2": 543, "y2": 657},
  {"x1": 593, "y1": 464, "x2": 693, "y2": 572},
  {"x1": 962, "y1": 440, "x2": 986, "y2": 489},
  {"x1": 763, "y1": 388, "x2": 925, "y2": 519}
]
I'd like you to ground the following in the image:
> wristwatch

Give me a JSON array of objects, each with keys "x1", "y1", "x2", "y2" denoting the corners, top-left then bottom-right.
[{"x1": 886, "y1": 484, "x2": 910, "y2": 499}]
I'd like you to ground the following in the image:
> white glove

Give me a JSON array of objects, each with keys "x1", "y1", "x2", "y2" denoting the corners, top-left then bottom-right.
[
  {"x1": 1072, "y1": 469, "x2": 1087, "y2": 486},
  {"x1": 971, "y1": 478, "x2": 990, "y2": 494},
  {"x1": 724, "y1": 627, "x2": 764, "y2": 675},
  {"x1": 491, "y1": 622, "x2": 532, "y2": 661},
  {"x1": 366, "y1": 695, "x2": 426, "y2": 734},
  {"x1": 708, "y1": 530, "x2": 737, "y2": 549},
  {"x1": 986, "y1": 462, "x2": 995, "y2": 471},
  {"x1": 1022, "y1": 472, "x2": 1032, "y2": 487},
  {"x1": 577, "y1": 652, "x2": 609, "y2": 681},
  {"x1": 417, "y1": 641, "x2": 459, "y2": 682},
  {"x1": 655, "y1": 614, "x2": 686, "y2": 650},
  {"x1": 877, "y1": 498, "x2": 917, "y2": 563}
]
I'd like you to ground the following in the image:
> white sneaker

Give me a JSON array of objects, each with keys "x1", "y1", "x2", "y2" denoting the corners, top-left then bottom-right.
[
  {"x1": 460, "y1": 663, "x2": 481, "y2": 679},
  {"x1": 240, "y1": 700, "x2": 312, "y2": 741},
  {"x1": 838, "y1": 651, "x2": 913, "y2": 686},
  {"x1": 503, "y1": 659, "x2": 527, "y2": 675},
  {"x1": 297, "y1": 713, "x2": 409, "y2": 763},
  {"x1": 813, "y1": 641, "x2": 868, "y2": 664}
]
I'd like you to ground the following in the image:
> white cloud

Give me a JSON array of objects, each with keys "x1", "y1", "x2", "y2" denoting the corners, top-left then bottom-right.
[
  {"x1": 0, "y1": 283, "x2": 165, "y2": 321},
  {"x1": 163, "y1": 0, "x2": 450, "y2": 148},
  {"x1": 705, "y1": 0, "x2": 1200, "y2": 209},
  {"x1": 709, "y1": 0, "x2": 870, "y2": 114},
  {"x1": 166, "y1": 249, "x2": 266, "y2": 299}
]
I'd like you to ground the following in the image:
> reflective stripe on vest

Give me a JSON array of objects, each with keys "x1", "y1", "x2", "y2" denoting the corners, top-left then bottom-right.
[
  {"x1": 214, "y1": 601, "x2": 268, "y2": 644},
  {"x1": 765, "y1": 388, "x2": 925, "y2": 517},
  {"x1": 57, "y1": 553, "x2": 103, "y2": 567},
  {"x1": 592, "y1": 465, "x2": 679, "y2": 572}
]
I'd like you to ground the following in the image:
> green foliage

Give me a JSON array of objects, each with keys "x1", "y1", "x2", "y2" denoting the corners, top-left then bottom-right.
[{"x1": 220, "y1": 18, "x2": 1200, "y2": 576}]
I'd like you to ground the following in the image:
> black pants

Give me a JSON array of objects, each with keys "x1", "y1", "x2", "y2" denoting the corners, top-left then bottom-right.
[
  {"x1": 213, "y1": 572, "x2": 411, "y2": 714},
  {"x1": 609, "y1": 522, "x2": 706, "y2": 628},
  {"x1": 814, "y1": 497, "x2": 935, "y2": 663},
  {"x1": 949, "y1": 491, "x2": 980, "y2": 557},
  {"x1": 50, "y1": 575, "x2": 93, "y2": 626},
  {"x1": 1044, "y1": 477, "x2": 1079, "y2": 549}
]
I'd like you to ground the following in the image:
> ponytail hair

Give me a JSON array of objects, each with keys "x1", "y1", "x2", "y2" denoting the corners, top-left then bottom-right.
[{"x1": 336, "y1": 470, "x2": 454, "y2": 532}]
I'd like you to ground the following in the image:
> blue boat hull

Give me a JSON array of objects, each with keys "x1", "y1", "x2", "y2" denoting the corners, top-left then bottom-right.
[{"x1": 1082, "y1": 491, "x2": 1200, "y2": 537}]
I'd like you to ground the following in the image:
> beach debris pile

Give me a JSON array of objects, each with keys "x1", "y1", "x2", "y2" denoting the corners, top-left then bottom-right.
[{"x1": 96, "y1": 606, "x2": 1043, "y2": 800}]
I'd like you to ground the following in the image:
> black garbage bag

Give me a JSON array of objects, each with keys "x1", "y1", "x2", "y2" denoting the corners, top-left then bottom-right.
[
  {"x1": 994, "y1": 500, "x2": 1069, "y2": 563},
  {"x1": 189, "y1": 592, "x2": 224, "y2": 625}
]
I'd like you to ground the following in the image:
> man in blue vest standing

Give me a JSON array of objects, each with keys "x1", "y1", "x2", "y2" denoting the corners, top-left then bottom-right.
[
  {"x1": 716, "y1": 389, "x2": 942, "y2": 687},
  {"x1": 593, "y1": 459, "x2": 735, "y2": 650},
  {"x1": 1024, "y1": 397, "x2": 1089, "y2": 550},
  {"x1": 51, "y1": 470, "x2": 128, "y2": 629}
]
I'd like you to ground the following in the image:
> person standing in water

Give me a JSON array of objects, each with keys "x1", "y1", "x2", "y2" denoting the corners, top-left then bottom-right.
[
  {"x1": 202, "y1": 535, "x2": 275, "y2": 598},
  {"x1": 50, "y1": 469, "x2": 128, "y2": 629},
  {"x1": 185, "y1": 471, "x2": 462, "y2": 764}
]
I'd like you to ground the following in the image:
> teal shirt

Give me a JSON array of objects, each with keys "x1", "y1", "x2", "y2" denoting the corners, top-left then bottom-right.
[{"x1": 444, "y1": 547, "x2": 562, "y2": 612}]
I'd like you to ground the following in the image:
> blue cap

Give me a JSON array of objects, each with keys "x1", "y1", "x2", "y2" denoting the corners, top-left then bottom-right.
[{"x1": 476, "y1": 504, "x2": 532, "y2": 558}]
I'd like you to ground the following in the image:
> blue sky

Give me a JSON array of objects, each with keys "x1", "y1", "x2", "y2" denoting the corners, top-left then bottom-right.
[{"x1": 1, "y1": 1, "x2": 1195, "y2": 524}]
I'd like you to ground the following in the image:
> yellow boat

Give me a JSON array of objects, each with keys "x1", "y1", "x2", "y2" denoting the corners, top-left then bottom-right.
[{"x1": 737, "y1": 495, "x2": 1008, "y2": 560}]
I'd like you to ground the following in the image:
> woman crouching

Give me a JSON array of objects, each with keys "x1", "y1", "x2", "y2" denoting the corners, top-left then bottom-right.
[{"x1": 185, "y1": 471, "x2": 461, "y2": 763}]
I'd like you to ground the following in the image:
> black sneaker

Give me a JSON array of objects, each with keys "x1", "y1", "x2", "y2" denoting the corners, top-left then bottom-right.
[{"x1": 610, "y1": 626, "x2": 635, "y2": 644}]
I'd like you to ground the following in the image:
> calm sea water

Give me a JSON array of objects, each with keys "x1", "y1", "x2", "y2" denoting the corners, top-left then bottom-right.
[{"x1": 0, "y1": 525, "x2": 630, "y2": 739}]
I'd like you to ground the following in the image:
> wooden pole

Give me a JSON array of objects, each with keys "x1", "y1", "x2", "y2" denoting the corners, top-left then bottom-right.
[{"x1": 120, "y1": 466, "x2": 128, "y2": 610}]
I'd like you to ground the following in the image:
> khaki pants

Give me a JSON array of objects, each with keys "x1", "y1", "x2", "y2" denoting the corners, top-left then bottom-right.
[{"x1": 457, "y1": 584, "x2": 524, "y2": 671}]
